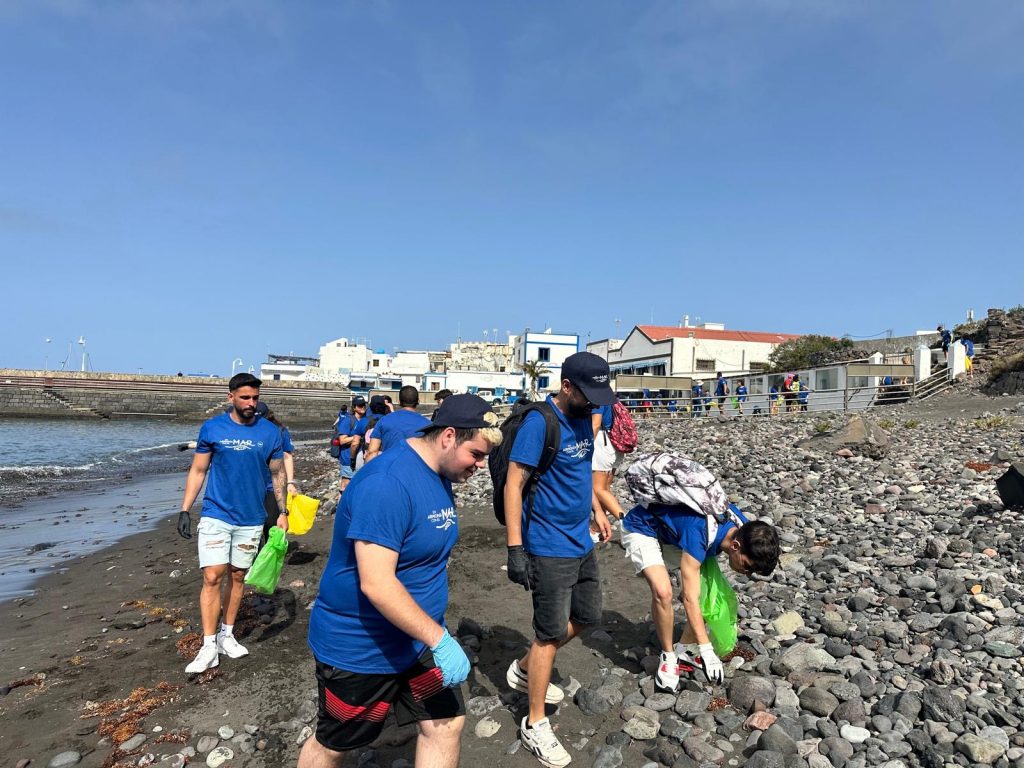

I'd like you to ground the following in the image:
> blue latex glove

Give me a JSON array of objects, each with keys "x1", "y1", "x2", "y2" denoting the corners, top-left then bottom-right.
[{"x1": 430, "y1": 629, "x2": 470, "y2": 688}]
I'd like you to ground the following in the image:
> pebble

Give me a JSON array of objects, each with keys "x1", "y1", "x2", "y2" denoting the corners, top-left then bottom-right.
[
  {"x1": 474, "y1": 717, "x2": 501, "y2": 738},
  {"x1": 46, "y1": 753, "x2": 81, "y2": 768},
  {"x1": 196, "y1": 736, "x2": 219, "y2": 753},
  {"x1": 205, "y1": 747, "x2": 233, "y2": 767},
  {"x1": 119, "y1": 734, "x2": 146, "y2": 751},
  {"x1": 217, "y1": 726, "x2": 234, "y2": 740}
]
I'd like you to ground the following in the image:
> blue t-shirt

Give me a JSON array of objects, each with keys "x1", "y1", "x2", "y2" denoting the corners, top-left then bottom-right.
[
  {"x1": 195, "y1": 412, "x2": 284, "y2": 526},
  {"x1": 623, "y1": 503, "x2": 749, "y2": 562},
  {"x1": 264, "y1": 426, "x2": 294, "y2": 492},
  {"x1": 594, "y1": 404, "x2": 613, "y2": 432},
  {"x1": 336, "y1": 413, "x2": 366, "y2": 466},
  {"x1": 736, "y1": 385, "x2": 747, "y2": 402},
  {"x1": 769, "y1": 386, "x2": 779, "y2": 401},
  {"x1": 715, "y1": 378, "x2": 727, "y2": 396},
  {"x1": 510, "y1": 396, "x2": 594, "y2": 558},
  {"x1": 962, "y1": 339, "x2": 974, "y2": 357},
  {"x1": 373, "y1": 409, "x2": 432, "y2": 452},
  {"x1": 308, "y1": 443, "x2": 457, "y2": 673}
]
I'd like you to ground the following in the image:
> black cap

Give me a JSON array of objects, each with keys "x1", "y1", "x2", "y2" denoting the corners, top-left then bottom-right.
[
  {"x1": 229, "y1": 372, "x2": 262, "y2": 391},
  {"x1": 562, "y1": 352, "x2": 615, "y2": 406},
  {"x1": 423, "y1": 394, "x2": 494, "y2": 429},
  {"x1": 351, "y1": 396, "x2": 367, "y2": 407}
]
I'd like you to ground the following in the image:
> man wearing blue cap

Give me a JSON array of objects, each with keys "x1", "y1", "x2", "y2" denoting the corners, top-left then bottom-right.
[
  {"x1": 299, "y1": 394, "x2": 503, "y2": 768},
  {"x1": 504, "y1": 351, "x2": 617, "y2": 768}
]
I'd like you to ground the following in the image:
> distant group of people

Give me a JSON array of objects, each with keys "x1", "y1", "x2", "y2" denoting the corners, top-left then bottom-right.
[
  {"x1": 173, "y1": 359, "x2": 783, "y2": 768},
  {"x1": 938, "y1": 324, "x2": 975, "y2": 377}
]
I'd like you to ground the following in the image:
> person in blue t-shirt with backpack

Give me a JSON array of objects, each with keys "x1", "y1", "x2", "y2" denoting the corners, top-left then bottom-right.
[
  {"x1": 176, "y1": 373, "x2": 287, "y2": 675},
  {"x1": 364, "y1": 385, "x2": 432, "y2": 462},
  {"x1": 504, "y1": 352, "x2": 617, "y2": 768},
  {"x1": 714, "y1": 372, "x2": 728, "y2": 415},
  {"x1": 299, "y1": 395, "x2": 502, "y2": 768},
  {"x1": 620, "y1": 454, "x2": 780, "y2": 693}
]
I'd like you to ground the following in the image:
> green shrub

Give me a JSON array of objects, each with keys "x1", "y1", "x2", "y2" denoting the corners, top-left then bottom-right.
[
  {"x1": 974, "y1": 414, "x2": 1012, "y2": 430},
  {"x1": 813, "y1": 420, "x2": 832, "y2": 434},
  {"x1": 877, "y1": 418, "x2": 896, "y2": 430},
  {"x1": 903, "y1": 419, "x2": 921, "y2": 429}
]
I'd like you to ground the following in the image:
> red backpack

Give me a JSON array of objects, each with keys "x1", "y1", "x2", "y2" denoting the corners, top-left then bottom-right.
[{"x1": 608, "y1": 401, "x2": 639, "y2": 453}]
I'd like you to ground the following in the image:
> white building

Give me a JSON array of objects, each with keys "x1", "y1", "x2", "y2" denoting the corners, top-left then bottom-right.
[
  {"x1": 449, "y1": 338, "x2": 515, "y2": 373},
  {"x1": 318, "y1": 338, "x2": 374, "y2": 378},
  {"x1": 259, "y1": 354, "x2": 319, "y2": 382},
  {"x1": 602, "y1": 323, "x2": 800, "y2": 381},
  {"x1": 513, "y1": 329, "x2": 580, "y2": 394}
]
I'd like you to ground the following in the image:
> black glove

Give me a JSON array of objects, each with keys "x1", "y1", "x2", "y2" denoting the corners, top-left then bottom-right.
[
  {"x1": 506, "y1": 545, "x2": 531, "y2": 591},
  {"x1": 177, "y1": 511, "x2": 192, "y2": 539}
]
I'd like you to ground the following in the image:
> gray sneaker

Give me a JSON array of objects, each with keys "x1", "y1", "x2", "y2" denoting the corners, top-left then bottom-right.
[
  {"x1": 506, "y1": 659, "x2": 565, "y2": 704},
  {"x1": 520, "y1": 716, "x2": 571, "y2": 768}
]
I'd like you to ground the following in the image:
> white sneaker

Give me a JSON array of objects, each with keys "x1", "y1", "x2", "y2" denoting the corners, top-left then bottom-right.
[
  {"x1": 185, "y1": 643, "x2": 220, "y2": 674},
  {"x1": 506, "y1": 659, "x2": 565, "y2": 704},
  {"x1": 655, "y1": 651, "x2": 680, "y2": 693},
  {"x1": 217, "y1": 634, "x2": 249, "y2": 659},
  {"x1": 520, "y1": 716, "x2": 571, "y2": 768}
]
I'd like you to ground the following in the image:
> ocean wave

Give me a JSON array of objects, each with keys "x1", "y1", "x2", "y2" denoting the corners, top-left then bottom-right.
[{"x1": 0, "y1": 464, "x2": 94, "y2": 481}]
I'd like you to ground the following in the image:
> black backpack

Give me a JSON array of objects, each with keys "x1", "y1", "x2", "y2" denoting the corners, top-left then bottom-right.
[{"x1": 489, "y1": 400, "x2": 561, "y2": 525}]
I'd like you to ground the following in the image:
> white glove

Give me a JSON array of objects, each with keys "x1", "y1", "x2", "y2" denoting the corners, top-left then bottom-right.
[{"x1": 698, "y1": 643, "x2": 724, "y2": 684}]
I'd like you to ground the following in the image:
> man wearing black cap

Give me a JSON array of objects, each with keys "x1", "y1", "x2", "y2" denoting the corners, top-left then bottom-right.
[
  {"x1": 299, "y1": 395, "x2": 503, "y2": 768},
  {"x1": 177, "y1": 372, "x2": 287, "y2": 674},
  {"x1": 504, "y1": 351, "x2": 616, "y2": 768},
  {"x1": 336, "y1": 395, "x2": 367, "y2": 494}
]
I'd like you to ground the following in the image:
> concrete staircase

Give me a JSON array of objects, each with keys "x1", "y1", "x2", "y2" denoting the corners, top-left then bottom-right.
[{"x1": 40, "y1": 388, "x2": 110, "y2": 419}]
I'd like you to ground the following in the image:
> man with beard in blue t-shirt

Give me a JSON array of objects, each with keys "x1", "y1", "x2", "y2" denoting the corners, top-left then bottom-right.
[
  {"x1": 298, "y1": 395, "x2": 502, "y2": 768},
  {"x1": 504, "y1": 351, "x2": 616, "y2": 768},
  {"x1": 364, "y1": 385, "x2": 431, "y2": 462},
  {"x1": 177, "y1": 373, "x2": 286, "y2": 674},
  {"x1": 336, "y1": 396, "x2": 367, "y2": 495}
]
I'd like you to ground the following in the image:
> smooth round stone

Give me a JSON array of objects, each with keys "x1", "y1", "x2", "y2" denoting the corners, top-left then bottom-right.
[
  {"x1": 217, "y1": 726, "x2": 234, "y2": 740},
  {"x1": 474, "y1": 717, "x2": 501, "y2": 738},
  {"x1": 119, "y1": 734, "x2": 146, "y2": 751},
  {"x1": 205, "y1": 746, "x2": 233, "y2": 768},
  {"x1": 47, "y1": 753, "x2": 81, "y2": 768},
  {"x1": 840, "y1": 724, "x2": 871, "y2": 744}
]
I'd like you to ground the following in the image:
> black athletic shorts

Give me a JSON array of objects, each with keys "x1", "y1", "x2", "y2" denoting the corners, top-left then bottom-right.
[{"x1": 313, "y1": 649, "x2": 465, "y2": 752}]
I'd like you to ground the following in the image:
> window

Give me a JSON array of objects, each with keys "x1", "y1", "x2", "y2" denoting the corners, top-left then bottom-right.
[
  {"x1": 538, "y1": 376, "x2": 550, "y2": 389},
  {"x1": 430, "y1": 382, "x2": 440, "y2": 391},
  {"x1": 749, "y1": 362, "x2": 768, "y2": 373},
  {"x1": 372, "y1": 359, "x2": 379, "y2": 368},
  {"x1": 538, "y1": 347, "x2": 551, "y2": 362},
  {"x1": 696, "y1": 358, "x2": 716, "y2": 372}
]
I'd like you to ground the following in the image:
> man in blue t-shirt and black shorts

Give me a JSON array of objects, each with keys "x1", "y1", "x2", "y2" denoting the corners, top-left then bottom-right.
[
  {"x1": 363, "y1": 385, "x2": 431, "y2": 462},
  {"x1": 504, "y1": 351, "x2": 616, "y2": 768},
  {"x1": 298, "y1": 395, "x2": 503, "y2": 768},
  {"x1": 177, "y1": 372, "x2": 287, "y2": 675}
]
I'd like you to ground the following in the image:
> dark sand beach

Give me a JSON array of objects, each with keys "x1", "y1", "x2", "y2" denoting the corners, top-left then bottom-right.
[{"x1": 0, "y1": 447, "x2": 652, "y2": 768}]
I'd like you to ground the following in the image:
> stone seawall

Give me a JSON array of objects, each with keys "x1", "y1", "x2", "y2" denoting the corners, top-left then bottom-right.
[
  {"x1": 0, "y1": 371, "x2": 352, "y2": 425},
  {"x1": 988, "y1": 371, "x2": 1024, "y2": 397}
]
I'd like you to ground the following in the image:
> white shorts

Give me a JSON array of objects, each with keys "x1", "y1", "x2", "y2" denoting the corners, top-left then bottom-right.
[
  {"x1": 592, "y1": 430, "x2": 623, "y2": 473},
  {"x1": 620, "y1": 529, "x2": 666, "y2": 574},
  {"x1": 197, "y1": 517, "x2": 263, "y2": 569}
]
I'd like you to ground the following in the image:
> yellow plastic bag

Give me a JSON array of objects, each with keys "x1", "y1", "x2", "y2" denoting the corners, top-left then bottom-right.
[{"x1": 286, "y1": 492, "x2": 319, "y2": 535}]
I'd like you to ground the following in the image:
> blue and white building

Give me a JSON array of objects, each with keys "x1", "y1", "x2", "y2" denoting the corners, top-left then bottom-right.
[{"x1": 513, "y1": 329, "x2": 580, "y2": 393}]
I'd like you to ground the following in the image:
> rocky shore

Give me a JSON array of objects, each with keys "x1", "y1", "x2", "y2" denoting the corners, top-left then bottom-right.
[{"x1": 2, "y1": 392, "x2": 1023, "y2": 768}]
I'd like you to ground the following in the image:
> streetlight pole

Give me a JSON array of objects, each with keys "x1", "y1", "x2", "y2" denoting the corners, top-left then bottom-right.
[
  {"x1": 232, "y1": 358, "x2": 243, "y2": 376},
  {"x1": 44, "y1": 337, "x2": 51, "y2": 371},
  {"x1": 78, "y1": 336, "x2": 87, "y2": 372}
]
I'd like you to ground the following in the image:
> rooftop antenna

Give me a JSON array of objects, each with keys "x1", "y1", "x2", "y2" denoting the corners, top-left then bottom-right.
[{"x1": 78, "y1": 336, "x2": 87, "y2": 372}]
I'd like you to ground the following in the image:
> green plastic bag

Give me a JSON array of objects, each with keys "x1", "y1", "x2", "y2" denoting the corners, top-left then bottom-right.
[
  {"x1": 699, "y1": 557, "x2": 738, "y2": 656},
  {"x1": 244, "y1": 527, "x2": 288, "y2": 595}
]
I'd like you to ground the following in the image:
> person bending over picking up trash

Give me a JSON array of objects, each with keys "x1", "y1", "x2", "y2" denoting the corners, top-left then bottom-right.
[{"x1": 620, "y1": 453, "x2": 780, "y2": 692}]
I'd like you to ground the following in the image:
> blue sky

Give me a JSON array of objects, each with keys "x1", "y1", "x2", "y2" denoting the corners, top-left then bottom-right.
[{"x1": 1, "y1": 1, "x2": 1021, "y2": 375}]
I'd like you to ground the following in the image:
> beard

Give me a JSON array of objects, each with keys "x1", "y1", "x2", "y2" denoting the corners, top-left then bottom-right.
[
  {"x1": 567, "y1": 400, "x2": 593, "y2": 419},
  {"x1": 234, "y1": 404, "x2": 256, "y2": 420}
]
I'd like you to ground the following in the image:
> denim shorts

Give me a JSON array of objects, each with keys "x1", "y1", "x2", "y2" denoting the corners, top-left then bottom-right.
[
  {"x1": 529, "y1": 549, "x2": 603, "y2": 641},
  {"x1": 339, "y1": 464, "x2": 355, "y2": 480},
  {"x1": 196, "y1": 517, "x2": 262, "y2": 569}
]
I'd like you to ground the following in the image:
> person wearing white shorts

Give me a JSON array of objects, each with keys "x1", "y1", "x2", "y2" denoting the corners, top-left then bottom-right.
[
  {"x1": 177, "y1": 373, "x2": 288, "y2": 675},
  {"x1": 590, "y1": 405, "x2": 625, "y2": 543}
]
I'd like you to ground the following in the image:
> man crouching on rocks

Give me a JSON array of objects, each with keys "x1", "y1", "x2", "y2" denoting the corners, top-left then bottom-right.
[
  {"x1": 298, "y1": 395, "x2": 502, "y2": 768},
  {"x1": 619, "y1": 453, "x2": 780, "y2": 693}
]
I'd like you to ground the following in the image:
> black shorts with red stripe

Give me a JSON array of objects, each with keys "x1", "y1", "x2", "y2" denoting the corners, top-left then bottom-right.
[{"x1": 313, "y1": 649, "x2": 465, "y2": 752}]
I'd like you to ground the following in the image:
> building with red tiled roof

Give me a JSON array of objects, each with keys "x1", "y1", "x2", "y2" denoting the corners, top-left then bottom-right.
[{"x1": 587, "y1": 322, "x2": 801, "y2": 380}]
